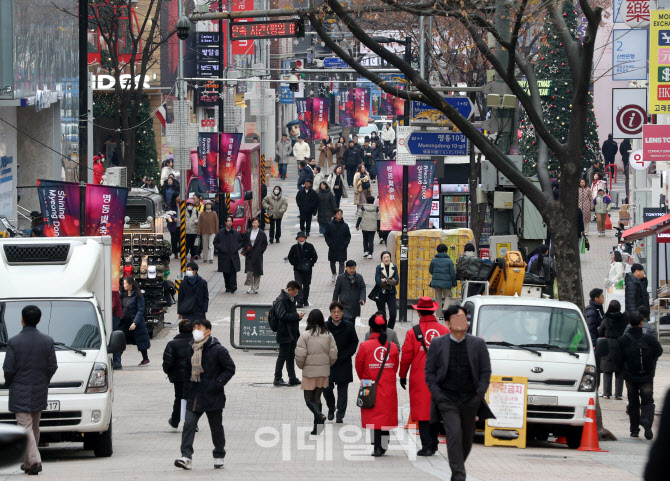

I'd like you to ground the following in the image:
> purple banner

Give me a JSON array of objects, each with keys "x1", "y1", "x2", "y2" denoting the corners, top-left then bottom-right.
[
  {"x1": 198, "y1": 133, "x2": 219, "y2": 192},
  {"x1": 296, "y1": 98, "x2": 314, "y2": 142},
  {"x1": 36, "y1": 180, "x2": 81, "y2": 237},
  {"x1": 377, "y1": 161, "x2": 435, "y2": 231},
  {"x1": 219, "y1": 132, "x2": 243, "y2": 193},
  {"x1": 339, "y1": 89, "x2": 354, "y2": 127},
  {"x1": 354, "y1": 88, "x2": 370, "y2": 127},
  {"x1": 312, "y1": 98, "x2": 330, "y2": 141}
]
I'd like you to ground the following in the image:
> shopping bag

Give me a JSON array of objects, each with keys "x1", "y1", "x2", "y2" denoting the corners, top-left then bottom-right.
[{"x1": 580, "y1": 237, "x2": 586, "y2": 255}]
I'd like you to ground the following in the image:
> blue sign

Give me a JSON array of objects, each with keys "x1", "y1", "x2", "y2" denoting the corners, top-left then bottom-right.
[
  {"x1": 406, "y1": 132, "x2": 467, "y2": 156},
  {"x1": 323, "y1": 57, "x2": 349, "y2": 68},
  {"x1": 411, "y1": 97, "x2": 473, "y2": 122},
  {"x1": 279, "y1": 86, "x2": 294, "y2": 104},
  {"x1": 660, "y1": 30, "x2": 670, "y2": 46},
  {"x1": 613, "y1": 29, "x2": 648, "y2": 81}
]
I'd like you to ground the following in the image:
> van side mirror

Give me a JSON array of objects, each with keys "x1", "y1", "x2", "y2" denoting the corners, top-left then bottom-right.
[
  {"x1": 244, "y1": 190, "x2": 253, "y2": 201},
  {"x1": 107, "y1": 330, "x2": 126, "y2": 354}
]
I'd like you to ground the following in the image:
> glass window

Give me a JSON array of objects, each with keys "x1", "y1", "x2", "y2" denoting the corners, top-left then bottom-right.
[
  {"x1": 0, "y1": 301, "x2": 102, "y2": 350},
  {"x1": 476, "y1": 305, "x2": 589, "y2": 353}
]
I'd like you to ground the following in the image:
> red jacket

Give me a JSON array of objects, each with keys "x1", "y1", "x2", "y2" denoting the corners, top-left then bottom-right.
[
  {"x1": 93, "y1": 162, "x2": 105, "y2": 185},
  {"x1": 355, "y1": 333, "x2": 399, "y2": 430},
  {"x1": 399, "y1": 315, "x2": 450, "y2": 421}
]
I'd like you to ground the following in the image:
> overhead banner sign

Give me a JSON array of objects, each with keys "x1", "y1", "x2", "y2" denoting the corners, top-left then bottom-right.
[
  {"x1": 649, "y1": 10, "x2": 670, "y2": 113},
  {"x1": 612, "y1": 88, "x2": 647, "y2": 138},
  {"x1": 197, "y1": 133, "x2": 219, "y2": 193},
  {"x1": 378, "y1": 160, "x2": 435, "y2": 230},
  {"x1": 623, "y1": 0, "x2": 653, "y2": 27},
  {"x1": 296, "y1": 98, "x2": 330, "y2": 141},
  {"x1": 36, "y1": 180, "x2": 81, "y2": 237},
  {"x1": 231, "y1": 0, "x2": 255, "y2": 55},
  {"x1": 411, "y1": 96, "x2": 474, "y2": 123},
  {"x1": 354, "y1": 88, "x2": 370, "y2": 127},
  {"x1": 643, "y1": 124, "x2": 670, "y2": 161},
  {"x1": 613, "y1": 29, "x2": 648, "y2": 81}
]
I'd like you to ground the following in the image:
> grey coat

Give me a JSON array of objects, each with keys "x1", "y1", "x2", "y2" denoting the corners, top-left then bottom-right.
[
  {"x1": 262, "y1": 194, "x2": 288, "y2": 219},
  {"x1": 3, "y1": 326, "x2": 58, "y2": 413},
  {"x1": 275, "y1": 140, "x2": 292, "y2": 164},
  {"x1": 333, "y1": 272, "x2": 366, "y2": 319}
]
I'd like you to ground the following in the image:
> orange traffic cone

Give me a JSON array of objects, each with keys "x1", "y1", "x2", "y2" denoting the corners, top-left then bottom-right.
[
  {"x1": 271, "y1": 162, "x2": 276, "y2": 178},
  {"x1": 577, "y1": 398, "x2": 608, "y2": 452},
  {"x1": 404, "y1": 415, "x2": 418, "y2": 430},
  {"x1": 605, "y1": 214, "x2": 612, "y2": 230},
  {"x1": 550, "y1": 436, "x2": 567, "y2": 445}
]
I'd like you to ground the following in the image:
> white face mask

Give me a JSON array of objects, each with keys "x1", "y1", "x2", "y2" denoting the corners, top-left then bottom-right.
[
  {"x1": 299, "y1": 241, "x2": 305, "y2": 246},
  {"x1": 185, "y1": 270, "x2": 194, "y2": 277},
  {"x1": 274, "y1": 190, "x2": 280, "y2": 195},
  {"x1": 192, "y1": 329, "x2": 206, "y2": 342},
  {"x1": 206, "y1": 205, "x2": 211, "y2": 210},
  {"x1": 187, "y1": 206, "x2": 193, "y2": 211}
]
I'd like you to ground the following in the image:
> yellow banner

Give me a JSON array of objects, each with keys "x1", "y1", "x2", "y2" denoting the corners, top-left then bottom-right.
[{"x1": 650, "y1": 11, "x2": 670, "y2": 113}]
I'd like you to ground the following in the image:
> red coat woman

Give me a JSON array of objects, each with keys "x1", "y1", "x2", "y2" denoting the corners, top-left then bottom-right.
[
  {"x1": 399, "y1": 313, "x2": 450, "y2": 421},
  {"x1": 355, "y1": 332, "x2": 400, "y2": 430}
]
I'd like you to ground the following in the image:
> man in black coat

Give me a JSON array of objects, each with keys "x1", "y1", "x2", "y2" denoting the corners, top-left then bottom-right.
[
  {"x1": 324, "y1": 210, "x2": 351, "y2": 282},
  {"x1": 214, "y1": 216, "x2": 243, "y2": 293},
  {"x1": 288, "y1": 232, "x2": 318, "y2": 307},
  {"x1": 645, "y1": 388, "x2": 670, "y2": 480},
  {"x1": 618, "y1": 313, "x2": 663, "y2": 440},
  {"x1": 625, "y1": 264, "x2": 650, "y2": 314},
  {"x1": 163, "y1": 319, "x2": 194, "y2": 429},
  {"x1": 620, "y1": 138, "x2": 631, "y2": 201},
  {"x1": 602, "y1": 133, "x2": 618, "y2": 174},
  {"x1": 332, "y1": 260, "x2": 366, "y2": 321},
  {"x1": 175, "y1": 319, "x2": 236, "y2": 470},
  {"x1": 2, "y1": 305, "x2": 58, "y2": 475},
  {"x1": 296, "y1": 180, "x2": 319, "y2": 236},
  {"x1": 178, "y1": 262, "x2": 209, "y2": 321},
  {"x1": 343, "y1": 140, "x2": 361, "y2": 187},
  {"x1": 273, "y1": 281, "x2": 304, "y2": 386},
  {"x1": 323, "y1": 301, "x2": 359, "y2": 423},
  {"x1": 585, "y1": 288, "x2": 605, "y2": 344},
  {"x1": 296, "y1": 161, "x2": 314, "y2": 190},
  {"x1": 425, "y1": 305, "x2": 491, "y2": 481}
]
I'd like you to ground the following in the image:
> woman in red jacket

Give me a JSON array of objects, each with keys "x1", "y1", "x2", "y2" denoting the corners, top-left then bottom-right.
[
  {"x1": 399, "y1": 297, "x2": 450, "y2": 456},
  {"x1": 355, "y1": 312, "x2": 399, "y2": 457}
]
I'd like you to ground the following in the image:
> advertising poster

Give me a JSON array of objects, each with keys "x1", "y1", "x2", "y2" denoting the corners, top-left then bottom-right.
[
  {"x1": 219, "y1": 133, "x2": 243, "y2": 193},
  {"x1": 84, "y1": 184, "x2": 128, "y2": 291},
  {"x1": 377, "y1": 161, "x2": 435, "y2": 230},
  {"x1": 0, "y1": 156, "x2": 14, "y2": 218},
  {"x1": 197, "y1": 133, "x2": 219, "y2": 193},
  {"x1": 36, "y1": 180, "x2": 81, "y2": 237},
  {"x1": 339, "y1": 89, "x2": 354, "y2": 127},
  {"x1": 312, "y1": 97, "x2": 330, "y2": 141},
  {"x1": 354, "y1": 88, "x2": 370, "y2": 127},
  {"x1": 296, "y1": 98, "x2": 314, "y2": 141}
]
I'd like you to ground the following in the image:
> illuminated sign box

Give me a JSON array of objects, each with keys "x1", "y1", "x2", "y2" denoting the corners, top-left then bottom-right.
[{"x1": 229, "y1": 19, "x2": 303, "y2": 40}]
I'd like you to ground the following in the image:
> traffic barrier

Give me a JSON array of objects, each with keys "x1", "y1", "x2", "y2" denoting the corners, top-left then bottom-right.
[
  {"x1": 577, "y1": 398, "x2": 608, "y2": 452},
  {"x1": 550, "y1": 436, "x2": 567, "y2": 445},
  {"x1": 605, "y1": 214, "x2": 612, "y2": 230}
]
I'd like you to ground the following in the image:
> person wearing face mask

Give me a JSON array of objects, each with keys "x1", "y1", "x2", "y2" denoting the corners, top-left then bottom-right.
[
  {"x1": 296, "y1": 180, "x2": 319, "y2": 237},
  {"x1": 163, "y1": 319, "x2": 194, "y2": 429},
  {"x1": 333, "y1": 260, "x2": 366, "y2": 321},
  {"x1": 184, "y1": 199, "x2": 200, "y2": 261},
  {"x1": 177, "y1": 262, "x2": 209, "y2": 321},
  {"x1": 425, "y1": 305, "x2": 492, "y2": 481},
  {"x1": 262, "y1": 186, "x2": 288, "y2": 243},
  {"x1": 175, "y1": 319, "x2": 236, "y2": 471},
  {"x1": 198, "y1": 200, "x2": 219, "y2": 264},
  {"x1": 214, "y1": 216, "x2": 243, "y2": 294}
]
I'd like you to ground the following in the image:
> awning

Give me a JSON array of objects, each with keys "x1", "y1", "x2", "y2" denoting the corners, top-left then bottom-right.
[{"x1": 621, "y1": 212, "x2": 670, "y2": 241}]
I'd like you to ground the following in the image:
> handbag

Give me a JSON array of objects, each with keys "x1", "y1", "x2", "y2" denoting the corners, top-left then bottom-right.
[
  {"x1": 368, "y1": 284, "x2": 383, "y2": 302},
  {"x1": 356, "y1": 342, "x2": 390, "y2": 409},
  {"x1": 362, "y1": 180, "x2": 371, "y2": 190}
]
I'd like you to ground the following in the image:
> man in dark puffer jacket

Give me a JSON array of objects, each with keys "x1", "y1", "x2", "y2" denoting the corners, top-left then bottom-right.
[{"x1": 163, "y1": 319, "x2": 194, "y2": 429}]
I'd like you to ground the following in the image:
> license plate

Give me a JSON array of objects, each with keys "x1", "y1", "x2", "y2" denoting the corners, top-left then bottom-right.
[
  {"x1": 44, "y1": 401, "x2": 60, "y2": 412},
  {"x1": 527, "y1": 395, "x2": 558, "y2": 406}
]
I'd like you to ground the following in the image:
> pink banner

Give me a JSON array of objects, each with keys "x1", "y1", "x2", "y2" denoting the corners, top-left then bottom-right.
[
  {"x1": 198, "y1": 133, "x2": 219, "y2": 192},
  {"x1": 377, "y1": 161, "x2": 435, "y2": 230},
  {"x1": 354, "y1": 88, "x2": 370, "y2": 127},
  {"x1": 84, "y1": 184, "x2": 128, "y2": 291},
  {"x1": 312, "y1": 97, "x2": 330, "y2": 141},
  {"x1": 36, "y1": 180, "x2": 81, "y2": 237},
  {"x1": 219, "y1": 132, "x2": 243, "y2": 193},
  {"x1": 339, "y1": 89, "x2": 354, "y2": 127},
  {"x1": 296, "y1": 98, "x2": 313, "y2": 141}
]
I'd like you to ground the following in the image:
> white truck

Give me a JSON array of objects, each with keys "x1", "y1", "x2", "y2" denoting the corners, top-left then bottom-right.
[
  {"x1": 463, "y1": 296, "x2": 597, "y2": 448},
  {"x1": 0, "y1": 237, "x2": 126, "y2": 457}
]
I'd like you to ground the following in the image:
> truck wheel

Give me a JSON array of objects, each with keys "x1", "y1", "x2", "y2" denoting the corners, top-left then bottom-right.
[
  {"x1": 566, "y1": 427, "x2": 582, "y2": 449},
  {"x1": 93, "y1": 421, "x2": 113, "y2": 457},
  {"x1": 83, "y1": 435, "x2": 95, "y2": 451}
]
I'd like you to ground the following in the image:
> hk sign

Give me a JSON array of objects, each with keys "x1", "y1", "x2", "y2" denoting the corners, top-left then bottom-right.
[{"x1": 91, "y1": 75, "x2": 150, "y2": 91}]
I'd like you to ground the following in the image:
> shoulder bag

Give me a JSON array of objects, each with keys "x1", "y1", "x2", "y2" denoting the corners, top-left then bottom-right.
[
  {"x1": 356, "y1": 342, "x2": 390, "y2": 409},
  {"x1": 413, "y1": 324, "x2": 429, "y2": 352}
]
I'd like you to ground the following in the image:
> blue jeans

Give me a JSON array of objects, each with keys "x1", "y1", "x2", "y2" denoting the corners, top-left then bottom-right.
[
  {"x1": 278, "y1": 163, "x2": 287, "y2": 179},
  {"x1": 112, "y1": 315, "x2": 122, "y2": 366}
]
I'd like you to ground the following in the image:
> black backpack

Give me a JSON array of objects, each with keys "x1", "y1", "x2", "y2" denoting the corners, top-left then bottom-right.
[
  {"x1": 624, "y1": 333, "x2": 655, "y2": 376},
  {"x1": 268, "y1": 299, "x2": 281, "y2": 332}
]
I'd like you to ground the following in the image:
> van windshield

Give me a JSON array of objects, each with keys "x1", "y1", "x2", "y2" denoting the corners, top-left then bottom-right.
[
  {"x1": 0, "y1": 301, "x2": 102, "y2": 350},
  {"x1": 476, "y1": 305, "x2": 589, "y2": 353}
]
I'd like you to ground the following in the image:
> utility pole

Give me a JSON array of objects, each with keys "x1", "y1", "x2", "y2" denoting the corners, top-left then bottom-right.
[
  {"x1": 399, "y1": 36, "x2": 412, "y2": 323},
  {"x1": 78, "y1": 0, "x2": 88, "y2": 236}
]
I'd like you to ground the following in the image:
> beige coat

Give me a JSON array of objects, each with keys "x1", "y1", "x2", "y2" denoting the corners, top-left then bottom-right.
[
  {"x1": 295, "y1": 330, "x2": 338, "y2": 378},
  {"x1": 262, "y1": 193, "x2": 288, "y2": 219},
  {"x1": 353, "y1": 172, "x2": 372, "y2": 206}
]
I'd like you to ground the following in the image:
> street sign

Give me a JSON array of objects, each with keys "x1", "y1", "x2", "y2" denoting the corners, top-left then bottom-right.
[
  {"x1": 396, "y1": 126, "x2": 416, "y2": 165},
  {"x1": 612, "y1": 29, "x2": 648, "y2": 81},
  {"x1": 323, "y1": 57, "x2": 349, "y2": 68},
  {"x1": 229, "y1": 19, "x2": 304, "y2": 41},
  {"x1": 406, "y1": 131, "x2": 467, "y2": 156},
  {"x1": 649, "y1": 11, "x2": 670, "y2": 113},
  {"x1": 234, "y1": 304, "x2": 278, "y2": 349},
  {"x1": 643, "y1": 124, "x2": 670, "y2": 161},
  {"x1": 630, "y1": 149, "x2": 650, "y2": 170},
  {"x1": 612, "y1": 88, "x2": 647, "y2": 138},
  {"x1": 411, "y1": 96, "x2": 474, "y2": 123}
]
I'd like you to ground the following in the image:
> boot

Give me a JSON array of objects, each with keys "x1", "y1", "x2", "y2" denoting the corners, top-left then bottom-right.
[
  {"x1": 315, "y1": 403, "x2": 327, "y2": 424},
  {"x1": 417, "y1": 421, "x2": 437, "y2": 456},
  {"x1": 641, "y1": 404, "x2": 655, "y2": 440}
]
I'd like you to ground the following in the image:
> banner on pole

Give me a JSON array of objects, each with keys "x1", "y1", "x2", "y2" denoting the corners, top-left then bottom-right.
[
  {"x1": 339, "y1": 89, "x2": 354, "y2": 127},
  {"x1": 36, "y1": 180, "x2": 81, "y2": 237},
  {"x1": 354, "y1": 88, "x2": 370, "y2": 127},
  {"x1": 649, "y1": 10, "x2": 670, "y2": 113},
  {"x1": 197, "y1": 133, "x2": 219, "y2": 192},
  {"x1": 377, "y1": 161, "x2": 435, "y2": 231},
  {"x1": 312, "y1": 97, "x2": 330, "y2": 141},
  {"x1": 296, "y1": 98, "x2": 314, "y2": 141},
  {"x1": 219, "y1": 133, "x2": 243, "y2": 193}
]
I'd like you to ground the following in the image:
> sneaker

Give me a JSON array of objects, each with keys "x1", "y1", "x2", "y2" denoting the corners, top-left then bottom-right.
[
  {"x1": 644, "y1": 426, "x2": 654, "y2": 440},
  {"x1": 214, "y1": 458, "x2": 225, "y2": 469},
  {"x1": 367, "y1": 254, "x2": 373, "y2": 259},
  {"x1": 112, "y1": 364, "x2": 123, "y2": 370},
  {"x1": 363, "y1": 251, "x2": 369, "y2": 257},
  {"x1": 209, "y1": 259, "x2": 213, "y2": 264},
  {"x1": 276, "y1": 239, "x2": 280, "y2": 243},
  {"x1": 331, "y1": 274, "x2": 336, "y2": 282},
  {"x1": 139, "y1": 359, "x2": 150, "y2": 366},
  {"x1": 168, "y1": 419, "x2": 179, "y2": 429},
  {"x1": 247, "y1": 287, "x2": 255, "y2": 294},
  {"x1": 174, "y1": 457, "x2": 192, "y2": 470}
]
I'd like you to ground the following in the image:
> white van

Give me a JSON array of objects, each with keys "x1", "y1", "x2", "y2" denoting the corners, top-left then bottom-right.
[
  {"x1": 464, "y1": 296, "x2": 596, "y2": 448},
  {"x1": 0, "y1": 237, "x2": 126, "y2": 457}
]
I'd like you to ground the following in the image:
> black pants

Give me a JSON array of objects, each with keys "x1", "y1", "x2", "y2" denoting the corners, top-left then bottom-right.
[
  {"x1": 274, "y1": 341, "x2": 298, "y2": 381},
  {"x1": 223, "y1": 271, "x2": 238, "y2": 292},
  {"x1": 170, "y1": 381, "x2": 184, "y2": 426},
  {"x1": 363, "y1": 230, "x2": 375, "y2": 255},
  {"x1": 185, "y1": 233, "x2": 198, "y2": 257},
  {"x1": 436, "y1": 396, "x2": 479, "y2": 481},
  {"x1": 603, "y1": 370, "x2": 624, "y2": 398},
  {"x1": 373, "y1": 429, "x2": 390, "y2": 451},
  {"x1": 299, "y1": 213, "x2": 313, "y2": 235},
  {"x1": 294, "y1": 270, "x2": 312, "y2": 305},
  {"x1": 180, "y1": 408, "x2": 226, "y2": 459},
  {"x1": 330, "y1": 260, "x2": 344, "y2": 275},
  {"x1": 418, "y1": 420, "x2": 440, "y2": 451},
  {"x1": 323, "y1": 381, "x2": 349, "y2": 420},
  {"x1": 626, "y1": 380, "x2": 655, "y2": 434},
  {"x1": 333, "y1": 189, "x2": 342, "y2": 207},
  {"x1": 170, "y1": 230, "x2": 179, "y2": 255},
  {"x1": 376, "y1": 292, "x2": 397, "y2": 329},
  {"x1": 346, "y1": 165, "x2": 356, "y2": 186},
  {"x1": 269, "y1": 217, "x2": 282, "y2": 241},
  {"x1": 384, "y1": 141, "x2": 393, "y2": 158}
]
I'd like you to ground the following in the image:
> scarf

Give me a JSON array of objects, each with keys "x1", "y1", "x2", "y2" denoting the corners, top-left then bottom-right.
[
  {"x1": 190, "y1": 338, "x2": 207, "y2": 382},
  {"x1": 345, "y1": 271, "x2": 357, "y2": 288}
]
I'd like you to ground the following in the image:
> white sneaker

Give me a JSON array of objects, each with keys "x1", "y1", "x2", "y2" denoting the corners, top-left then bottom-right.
[
  {"x1": 331, "y1": 274, "x2": 336, "y2": 282},
  {"x1": 214, "y1": 458, "x2": 224, "y2": 469},
  {"x1": 174, "y1": 457, "x2": 192, "y2": 470},
  {"x1": 307, "y1": 302, "x2": 314, "y2": 307},
  {"x1": 367, "y1": 254, "x2": 373, "y2": 259},
  {"x1": 247, "y1": 287, "x2": 255, "y2": 294},
  {"x1": 363, "y1": 252, "x2": 369, "y2": 257}
]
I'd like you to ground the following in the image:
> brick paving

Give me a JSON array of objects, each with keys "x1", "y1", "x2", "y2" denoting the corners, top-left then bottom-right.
[{"x1": 0, "y1": 166, "x2": 665, "y2": 481}]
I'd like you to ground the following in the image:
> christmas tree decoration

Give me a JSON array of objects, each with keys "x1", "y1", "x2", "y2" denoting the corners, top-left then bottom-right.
[{"x1": 520, "y1": 3, "x2": 601, "y2": 177}]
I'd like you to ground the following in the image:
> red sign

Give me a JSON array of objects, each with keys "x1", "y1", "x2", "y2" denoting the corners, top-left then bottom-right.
[
  {"x1": 246, "y1": 310, "x2": 256, "y2": 321},
  {"x1": 658, "y1": 85, "x2": 670, "y2": 101},
  {"x1": 616, "y1": 104, "x2": 646, "y2": 135},
  {"x1": 643, "y1": 124, "x2": 670, "y2": 161},
  {"x1": 658, "y1": 229, "x2": 670, "y2": 243},
  {"x1": 201, "y1": 119, "x2": 216, "y2": 127},
  {"x1": 231, "y1": 0, "x2": 254, "y2": 55},
  {"x1": 230, "y1": 19, "x2": 300, "y2": 41}
]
